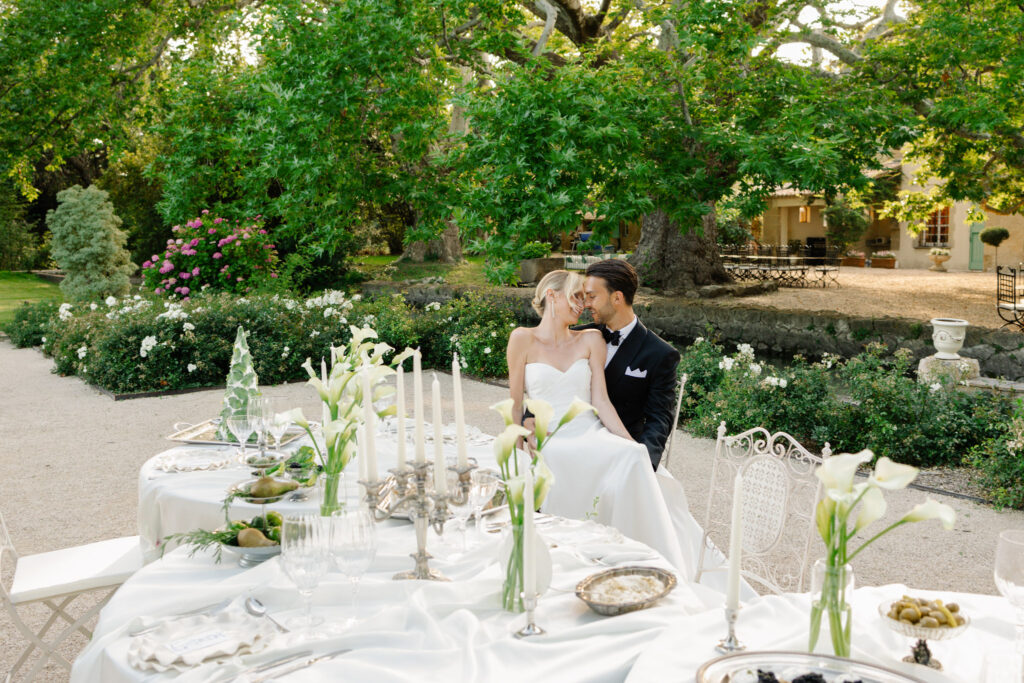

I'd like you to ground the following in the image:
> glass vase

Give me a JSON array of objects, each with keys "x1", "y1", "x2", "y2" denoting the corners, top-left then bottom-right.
[
  {"x1": 808, "y1": 558, "x2": 854, "y2": 658},
  {"x1": 502, "y1": 518, "x2": 525, "y2": 613},
  {"x1": 319, "y1": 470, "x2": 348, "y2": 517}
]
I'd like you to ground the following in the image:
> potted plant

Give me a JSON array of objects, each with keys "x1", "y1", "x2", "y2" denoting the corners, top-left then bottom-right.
[
  {"x1": 517, "y1": 240, "x2": 564, "y2": 284},
  {"x1": 841, "y1": 250, "x2": 866, "y2": 267},
  {"x1": 928, "y1": 247, "x2": 951, "y2": 272},
  {"x1": 870, "y1": 250, "x2": 896, "y2": 268}
]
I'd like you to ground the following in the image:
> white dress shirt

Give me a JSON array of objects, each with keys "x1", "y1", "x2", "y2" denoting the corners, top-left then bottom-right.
[{"x1": 605, "y1": 315, "x2": 638, "y2": 368}]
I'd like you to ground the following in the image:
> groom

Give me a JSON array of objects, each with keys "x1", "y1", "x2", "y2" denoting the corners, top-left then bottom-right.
[{"x1": 578, "y1": 260, "x2": 681, "y2": 470}]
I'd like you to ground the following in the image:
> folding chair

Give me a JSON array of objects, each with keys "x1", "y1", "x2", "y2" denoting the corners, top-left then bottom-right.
[
  {"x1": 1, "y1": 512, "x2": 142, "y2": 682},
  {"x1": 997, "y1": 266, "x2": 1024, "y2": 331},
  {"x1": 695, "y1": 422, "x2": 831, "y2": 594}
]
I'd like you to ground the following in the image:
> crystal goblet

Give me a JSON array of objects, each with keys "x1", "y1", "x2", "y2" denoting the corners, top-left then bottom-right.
[
  {"x1": 995, "y1": 529, "x2": 1024, "y2": 656},
  {"x1": 281, "y1": 514, "x2": 329, "y2": 630},
  {"x1": 330, "y1": 508, "x2": 377, "y2": 628},
  {"x1": 470, "y1": 471, "x2": 499, "y2": 540}
]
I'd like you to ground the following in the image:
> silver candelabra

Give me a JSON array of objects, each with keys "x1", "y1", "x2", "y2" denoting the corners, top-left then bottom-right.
[{"x1": 360, "y1": 460, "x2": 477, "y2": 581}]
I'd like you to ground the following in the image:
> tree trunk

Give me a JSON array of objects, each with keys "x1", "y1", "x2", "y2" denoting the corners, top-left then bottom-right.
[
  {"x1": 402, "y1": 221, "x2": 462, "y2": 263},
  {"x1": 629, "y1": 208, "x2": 730, "y2": 292}
]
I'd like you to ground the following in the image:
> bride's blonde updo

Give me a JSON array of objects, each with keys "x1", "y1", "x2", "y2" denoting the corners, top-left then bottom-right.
[{"x1": 531, "y1": 270, "x2": 583, "y2": 316}]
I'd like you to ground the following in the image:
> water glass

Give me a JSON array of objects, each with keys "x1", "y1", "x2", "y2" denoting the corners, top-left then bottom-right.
[
  {"x1": 281, "y1": 514, "x2": 329, "y2": 630},
  {"x1": 248, "y1": 397, "x2": 271, "y2": 453},
  {"x1": 269, "y1": 404, "x2": 291, "y2": 451},
  {"x1": 226, "y1": 410, "x2": 255, "y2": 460},
  {"x1": 995, "y1": 529, "x2": 1024, "y2": 654},
  {"x1": 330, "y1": 508, "x2": 377, "y2": 627},
  {"x1": 446, "y1": 469, "x2": 474, "y2": 551},
  {"x1": 469, "y1": 471, "x2": 499, "y2": 538}
]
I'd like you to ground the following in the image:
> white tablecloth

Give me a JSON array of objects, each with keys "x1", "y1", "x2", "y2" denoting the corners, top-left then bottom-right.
[
  {"x1": 72, "y1": 514, "x2": 721, "y2": 683},
  {"x1": 627, "y1": 583, "x2": 1015, "y2": 682}
]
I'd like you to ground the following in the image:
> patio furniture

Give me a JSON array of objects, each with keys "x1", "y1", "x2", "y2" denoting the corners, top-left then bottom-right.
[
  {"x1": 659, "y1": 373, "x2": 688, "y2": 469},
  {"x1": 997, "y1": 266, "x2": 1024, "y2": 331},
  {"x1": 695, "y1": 423, "x2": 831, "y2": 595},
  {"x1": 2, "y1": 512, "x2": 142, "y2": 682},
  {"x1": 720, "y1": 244, "x2": 839, "y2": 288}
]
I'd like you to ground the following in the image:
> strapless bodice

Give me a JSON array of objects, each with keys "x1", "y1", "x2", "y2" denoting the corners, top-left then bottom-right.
[{"x1": 524, "y1": 358, "x2": 599, "y2": 436}]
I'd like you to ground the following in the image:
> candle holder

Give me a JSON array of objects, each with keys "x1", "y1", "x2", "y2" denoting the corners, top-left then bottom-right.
[
  {"x1": 715, "y1": 606, "x2": 746, "y2": 654},
  {"x1": 514, "y1": 592, "x2": 545, "y2": 638},
  {"x1": 361, "y1": 461, "x2": 477, "y2": 581}
]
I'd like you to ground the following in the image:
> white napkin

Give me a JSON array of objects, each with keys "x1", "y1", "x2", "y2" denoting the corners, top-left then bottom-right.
[{"x1": 126, "y1": 604, "x2": 279, "y2": 673}]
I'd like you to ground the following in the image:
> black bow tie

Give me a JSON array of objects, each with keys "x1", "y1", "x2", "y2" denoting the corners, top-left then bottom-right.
[{"x1": 601, "y1": 326, "x2": 622, "y2": 346}]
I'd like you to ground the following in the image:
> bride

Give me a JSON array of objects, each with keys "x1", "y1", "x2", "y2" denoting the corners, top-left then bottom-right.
[{"x1": 506, "y1": 270, "x2": 701, "y2": 578}]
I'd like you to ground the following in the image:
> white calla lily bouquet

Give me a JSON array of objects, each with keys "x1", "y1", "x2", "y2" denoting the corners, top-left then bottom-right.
[
  {"x1": 810, "y1": 450, "x2": 956, "y2": 656},
  {"x1": 279, "y1": 326, "x2": 413, "y2": 516},
  {"x1": 490, "y1": 396, "x2": 595, "y2": 611}
]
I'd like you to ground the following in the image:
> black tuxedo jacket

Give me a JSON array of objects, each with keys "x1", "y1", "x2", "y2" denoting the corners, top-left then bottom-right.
[{"x1": 575, "y1": 320, "x2": 681, "y2": 470}]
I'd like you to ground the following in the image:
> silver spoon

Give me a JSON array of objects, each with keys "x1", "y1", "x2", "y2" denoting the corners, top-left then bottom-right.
[{"x1": 245, "y1": 596, "x2": 289, "y2": 632}]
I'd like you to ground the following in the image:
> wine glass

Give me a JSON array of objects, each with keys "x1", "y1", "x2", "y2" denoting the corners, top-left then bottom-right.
[
  {"x1": 226, "y1": 409, "x2": 255, "y2": 462},
  {"x1": 330, "y1": 508, "x2": 377, "y2": 628},
  {"x1": 469, "y1": 471, "x2": 500, "y2": 539},
  {"x1": 995, "y1": 529, "x2": 1024, "y2": 655},
  {"x1": 281, "y1": 514, "x2": 329, "y2": 630},
  {"x1": 269, "y1": 405, "x2": 291, "y2": 452},
  {"x1": 446, "y1": 469, "x2": 474, "y2": 551},
  {"x1": 247, "y1": 397, "x2": 270, "y2": 456}
]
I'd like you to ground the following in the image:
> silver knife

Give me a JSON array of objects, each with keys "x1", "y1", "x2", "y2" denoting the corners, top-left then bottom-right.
[
  {"x1": 249, "y1": 648, "x2": 351, "y2": 682},
  {"x1": 211, "y1": 650, "x2": 313, "y2": 682},
  {"x1": 129, "y1": 598, "x2": 232, "y2": 637}
]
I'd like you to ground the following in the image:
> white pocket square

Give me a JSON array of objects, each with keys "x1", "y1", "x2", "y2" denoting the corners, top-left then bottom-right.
[{"x1": 624, "y1": 367, "x2": 647, "y2": 378}]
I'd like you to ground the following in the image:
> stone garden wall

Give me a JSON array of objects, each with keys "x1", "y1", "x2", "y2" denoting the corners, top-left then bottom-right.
[{"x1": 363, "y1": 281, "x2": 1024, "y2": 380}]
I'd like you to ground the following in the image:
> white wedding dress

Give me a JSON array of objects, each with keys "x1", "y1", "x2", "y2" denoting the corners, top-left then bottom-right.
[{"x1": 525, "y1": 358, "x2": 707, "y2": 581}]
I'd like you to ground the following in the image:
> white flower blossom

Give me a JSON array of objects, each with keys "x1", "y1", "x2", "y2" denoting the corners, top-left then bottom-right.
[
  {"x1": 425, "y1": 301, "x2": 441, "y2": 311},
  {"x1": 76, "y1": 346, "x2": 87, "y2": 359},
  {"x1": 323, "y1": 307, "x2": 335, "y2": 318},
  {"x1": 484, "y1": 347, "x2": 492, "y2": 354},
  {"x1": 105, "y1": 296, "x2": 117, "y2": 307},
  {"x1": 929, "y1": 382, "x2": 942, "y2": 392},
  {"x1": 139, "y1": 335, "x2": 158, "y2": 358},
  {"x1": 718, "y1": 357, "x2": 735, "y2": 371},
  {"x1": 749, "y1": 363, "x2": 762, "y2": 376},
  {"x1": 133, "y1": 295, "x2": 141, "y2": 301},
  {"x1": 737, "y1": 343, "x2": 755, "y2": 358},
  {"x1": 58, "y1": 303, "x2": 73, "y2": 321},
  {"x1": 780, "y1": 378, "x2": 788, "y2": 388},
  {"x1": 282, "y1": 346, "x2": 290, "y2": 358},
  {"x1": 694, "y1": 336, "x2": 704, "y2": 344},
  {"x1": 156, "y1": 304, "x2": 188, "y2": 321},
  {"x1": 310, "y1": 329, "x2": 320, "y2": 338},
  {"x1": 40, "y1": 336, "x2": 46, "y2": 343},
  {"x1": 352, "y1": 294, "x2": 362, "y2": 301},
  {"x1": 182, "y1": 322, "x2": 195, "y2": 332},
  {"x1": 187, "y1": 363, "x2": 197, "y2": 373},
  {"x1": 89, "y1": 303, "x2": 98, "y2": 311}
]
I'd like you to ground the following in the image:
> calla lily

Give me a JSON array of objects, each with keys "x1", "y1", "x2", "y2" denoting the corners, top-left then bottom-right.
[
  {"x1": 506, "y1": 476, "x2": 526, "y2": 506},
  {"x1": 370, "y1": 342, "x2": 394, "y2": 362},
  {"x1": 323, "y1": 418, "x2": 347, "y2": 449},
  {"x1": 816, "y1": 449, "x2": 873, "y2": 494},
  {"x1": 853, "y1": 486, "x2": 887, "y2": 534},
  {"x1": 533, "y1": 457, "x2": 555, "y2": 507},
  {"x1": 901, "y1": 499, "x2": 956, "y2": 530},
  {"x1": 373, "y1": 384, "x2": 396, "y2": 401},
  {"x1": 276, "y1": 408, "x2": 308, "y2": 430},
  {"x1": 557, "y1": 397, "x2": 597, "y2": 430},
  {"x1": 493, "y1": 424, "x2": 531, "y2": 468},
  {"x1": 524, "y1": 398, "x2": 554, "y2": 446},
  {"x1": 869, "y1": 457, "x2": 918, "y2": 490},
  {"x1": 827, "y1": 481, "x2": 869, "y2": 510},
  {"x1": 392, "y1": 347, "x2": 416, "y2": 367},
  {"x1": 490, "y1": 399, "x2": 515, "y2": 427},
  {"x1": 815, "y1": 497, "x2": 835, "y2": 545},
  {"x1": 349, "y1": 325, "x2": 377, "y2": 345}
]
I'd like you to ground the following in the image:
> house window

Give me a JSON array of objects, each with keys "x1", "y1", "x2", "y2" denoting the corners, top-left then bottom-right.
[
  {"x1": 919, "y1": 207, "x2": 949, "y2": 247},
  {"x1": 798, "y1": 206, "x2": 810, "y2": 223}
]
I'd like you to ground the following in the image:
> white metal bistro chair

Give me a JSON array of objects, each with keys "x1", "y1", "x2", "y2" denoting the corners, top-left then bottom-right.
[
  {"x1": 1, "y1": 512, "x2": 142, "y2": 682},
  {"x1": 695, "y1": 422, "x2": 831, "y2": 595},
  {"x1": 659, "y1": 373, "x2": 688, "y2": 469}
]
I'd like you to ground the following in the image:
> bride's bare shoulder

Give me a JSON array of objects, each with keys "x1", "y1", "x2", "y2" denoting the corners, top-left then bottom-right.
[
  {"x1": 508, "y1": 327, "x2": 535, "y2": 350},
  {"x1": 575, "y1": 328, "x2": 604, "y2": 344}
]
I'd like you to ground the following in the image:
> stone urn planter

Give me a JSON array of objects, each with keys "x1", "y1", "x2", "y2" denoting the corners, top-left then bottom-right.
[
  {"x1": 518, "y1": 256, "x2": 565, "y2": 284},
  {"x1": 930, "y1": 318, "x2": 969, "y2": 359},
  {"x1": 929, "y1": 253, "x2": 951, "y2": 272}
]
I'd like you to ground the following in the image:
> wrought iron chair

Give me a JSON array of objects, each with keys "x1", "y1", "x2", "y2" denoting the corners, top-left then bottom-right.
[
  {"x1": 695, "y1": 422, "x2": 831, "y2": 595},
  {"x1": 997, "y1": 266, "x2": 1024, "y2": 331},
  {"x1": 659, "y1": 373, "x2": 688, "y2": 469},
  {"x1": 1, "y1": 512, "x2": 142, "y2": 682}
]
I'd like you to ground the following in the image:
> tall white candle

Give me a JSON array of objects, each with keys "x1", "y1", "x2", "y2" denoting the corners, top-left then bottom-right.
[
  {"x1": 452, "y1": 353, "x2": 468, "y2": 468},
  {"x1": 361, "y1": 369, "x2": 378, "y2": 482},
  {"x1": 523, "y1": 466, "x2": 536, "y2": 599},
  {"x1": 432, "y1": 375, "x2": 447, "y2": 494},
  {"x1": 726, "y1": 472, "x2": 744, "y2": 611},
  {"x1": 413, "y1": 350, "x2": 426, "y2": 464},
  {"x1": 357, "y1": 424, "x2": 367, "y2": 482},
  {"x1": 396, "y1": 365, "x2": 407, "y2": 468}
]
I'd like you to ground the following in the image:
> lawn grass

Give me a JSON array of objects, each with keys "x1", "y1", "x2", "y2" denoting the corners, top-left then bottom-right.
[
  {"x1": 0, "y1": 272, "x2": 62, "y2": 324},
  {"x1": 351, "y1": 255, "x2": 490, "y2": 287}
]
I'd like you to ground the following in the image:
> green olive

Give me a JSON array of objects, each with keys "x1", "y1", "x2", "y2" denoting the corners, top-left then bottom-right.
[
  {"x1": 920, "y1": 616, "x2": 940, "y2": 628},
  {"x1": 899, "y1": 606, "x2": 921, "y2": 622}
]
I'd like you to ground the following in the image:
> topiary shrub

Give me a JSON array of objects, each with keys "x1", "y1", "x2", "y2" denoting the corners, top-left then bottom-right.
[
  {"x1": 46, "y1": 185, "x2": 135, "y2": 301},
  {"x1": 980, "y1": 226, "x2": 1011, "y2": 268}
]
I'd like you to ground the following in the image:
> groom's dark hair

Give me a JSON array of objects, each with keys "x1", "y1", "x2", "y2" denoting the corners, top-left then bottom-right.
[{"x1": 586, "y1": 259, "x2": 638, "y2": 306}]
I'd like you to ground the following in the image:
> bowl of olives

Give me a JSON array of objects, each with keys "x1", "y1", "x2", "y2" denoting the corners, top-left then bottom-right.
[{"x1": 878, "y1": 596, "x2": 969, "y2": 670}]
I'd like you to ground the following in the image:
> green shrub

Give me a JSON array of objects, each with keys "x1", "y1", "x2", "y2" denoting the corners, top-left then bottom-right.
[
  {"x1": 3, "y1": 300, "x2": 58, "y2": 347},
  {"x1": 971, "y1": 399, "x2": 1024, "y2": 509},
  {"x1": 419, "y1": 291, "x2": 529, "y2": 377},
  {"x1": 47, "y1": 185, "x2": 135, "y2": 301},
  {"x1": 520, "y1": 241, "x2": 552, "y2": 259},
  {"x1": 979, "y1": 226, "x2": 1010, "y2": 247}
]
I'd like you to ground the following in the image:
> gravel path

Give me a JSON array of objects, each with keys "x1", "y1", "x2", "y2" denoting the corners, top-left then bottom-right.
[
  {"x1": 1, "y1": 338, "x2": 1020, "y2": 680},
  {"x1": 736, "y1": 268, "x2": 1004, "y2": 329}
]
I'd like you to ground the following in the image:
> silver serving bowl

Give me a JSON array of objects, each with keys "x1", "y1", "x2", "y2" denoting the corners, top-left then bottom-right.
[
  {"x1": 575, "y1": 566, "x2": 676, "y2": 616},
  {"x1": 219, "y1": 542, "x2": 281, "y2": 568}
]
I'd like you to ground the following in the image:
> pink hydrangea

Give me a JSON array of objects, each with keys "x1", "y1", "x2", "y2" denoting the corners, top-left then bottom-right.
[
  {"x1": 208, "y1": 228, "x2": 217, "y2": 234},
  {"x1": 154, "y1": 287, "x2": 163, "y2": 294},
  {"x1": 189, "y1": 238, "x2": 200, "y2": 247},
  {"x1": 181, "y1": 286, "x2": 190, "y2": 295},
  {"x1": 142, "y1": 260, "x2": 152, "y2": 269},
  {"x1": 201, "y1": 209, "x2": 209, "y2": 215},
  {"x1": 151, "y1": 254, "x2": 159, "y2": 262},
  {"x1": 213, "y1": 217, "x2": 224, "y2": 224},
  {"x1": 191, "y1": 266, "x2": 200, "y2": 276},
  {"x1": 180, "y1": 272, "x2": 191, "y2": 280},
  {"x1": 212, "y1": 252, "x2": 222, "y2": 259},
  {"x1": 258, "y1": 229, "x2": 267, "y2": 235},
  {"x1": 270, "y1": 273, "x2": 278, "y2": 278},
  {"x1": 159, "y1": 260, "x2": 174, "y2": 274}
]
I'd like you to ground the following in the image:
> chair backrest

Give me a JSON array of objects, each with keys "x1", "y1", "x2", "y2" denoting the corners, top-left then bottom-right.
[
  {"x1": 997, "y1": 266, "x2": 1016, "y2": 304},
  {"x1": 695, "y1": 422, "x2": 830, "y2": 595},
  {"x1": 660, "y1": 373, "x2": 688, "y2": 468},
  {"x1": 0, "y1": 509, "x2": 18, "y2": 599}
]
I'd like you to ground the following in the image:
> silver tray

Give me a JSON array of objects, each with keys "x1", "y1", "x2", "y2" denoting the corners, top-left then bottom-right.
[
  {"x1": 168, "y1": 419, "x2": 305, "y2": 447},
  {"x1": 575, "y1": 566, "x2": 676, "y2": 616},
  {"x1": 697, "y1": 651, "x2": 929, "y2": 683},
  {"x1": 228, "y1": 477, "x2": 298, "y2": 505}
]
